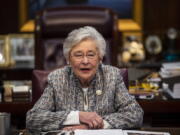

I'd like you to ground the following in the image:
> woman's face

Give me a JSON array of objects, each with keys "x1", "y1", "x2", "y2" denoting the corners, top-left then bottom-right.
[{"x1": 69, "y1": 39, "x2": 101, "y2": 86}]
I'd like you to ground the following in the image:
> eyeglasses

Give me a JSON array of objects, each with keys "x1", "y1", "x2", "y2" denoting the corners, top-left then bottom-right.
[{"x1": 71, "y1": 51, "x2": 98, "y2": 61}]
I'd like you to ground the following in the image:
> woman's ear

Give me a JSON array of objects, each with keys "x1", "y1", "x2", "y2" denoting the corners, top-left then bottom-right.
[
  {"x1": 67, "y1": 54, "x2": 71, "y2": 65},
  {"x1": 99, "y1": 54, "x2": 103, "y2": 62},
  {"x1": 99, "y1": 56, "x2": 103, "y2": 64}
]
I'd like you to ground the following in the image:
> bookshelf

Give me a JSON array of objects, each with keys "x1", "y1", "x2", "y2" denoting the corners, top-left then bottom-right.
[{"x1": 0, "y1": 68, "x2": 33, "y2": 128}]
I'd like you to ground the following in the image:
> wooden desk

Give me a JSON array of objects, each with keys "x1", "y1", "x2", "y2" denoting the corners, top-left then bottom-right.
[
  {"x1": 1, "y1": 99, "x2": 180, "y2": 128},
  {"x1": 14, "y1": 128, "x2": 180, "y2": 135},
  {"x1": 138, "y1": 99, "x2": 180, "y2": 113},
  {"x1": 138, "y1": 99, "x2": 180, "y2": 127},
  {"x1": 141, "y1": 127, "x2": 180, "y2": 135}
]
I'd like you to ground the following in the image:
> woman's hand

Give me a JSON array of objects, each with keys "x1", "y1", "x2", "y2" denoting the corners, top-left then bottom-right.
[
  {"x1": 79, "y1": 112, "x2": 104, "y2": 129},
  {"x1": 63, "y1": 124, "x2": 89, "y2": 131}
]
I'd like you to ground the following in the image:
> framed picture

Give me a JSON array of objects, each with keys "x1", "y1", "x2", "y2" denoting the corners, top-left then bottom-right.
[
  {"x1": 19, "y1": 0, "x2": 143, "y2": 32},
  {"x1": 0, "y1": 35, "x2": 11, "y2": 68},
  {"x1": 28, "y1": 0, "x2": 133, "y2": 19},
  {"x1": 8, "y1": 34, "x2": 35, "y2": 68}
]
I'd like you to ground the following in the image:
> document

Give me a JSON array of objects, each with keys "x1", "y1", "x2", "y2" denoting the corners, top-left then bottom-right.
[
  {"x1": 74, "y1": 129, "x2": 123, "y2": 135},
  {"x1": 74, "y1": 129, "x2": 170, "y2": 135},
  {"x1": 123, "y1": 130, "x2": 170, "y2": 135},
  {"x1": 41, "y1": 129, "x2": 170, "y2": 135}
]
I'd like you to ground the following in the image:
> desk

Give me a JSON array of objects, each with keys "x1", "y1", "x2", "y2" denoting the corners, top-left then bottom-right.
[
  {"x1": 1, "y1": 100, "x2": 180, "y2": 127},
  {"x1": 138, "y1": 99, "x2": 180, "y2": 127},
  {"x1": 138, "y1": 99, "x2": 180, "y2": 113},
  {"x1": 141, "y1": 127, "x2": 180, "y2": 135},
  {"x1": 13, "y1": 128, "x2": 180, "y2": 135},
  {"x1": 1, "y1": 99, "x2": 180, "y2": 128}
]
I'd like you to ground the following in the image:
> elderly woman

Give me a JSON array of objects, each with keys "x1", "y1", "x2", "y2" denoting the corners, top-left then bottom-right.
[{"x1": 26, "y1": 26, "x2": 143, "y2": 133}]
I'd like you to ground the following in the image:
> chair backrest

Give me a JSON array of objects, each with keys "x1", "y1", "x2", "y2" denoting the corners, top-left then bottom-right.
[
  {"x1": 35, "y1": 6, "x2": 120, "y2": 70},
  {"x1": 32, "y1": 68, "x2": 128, "y2": 104}
]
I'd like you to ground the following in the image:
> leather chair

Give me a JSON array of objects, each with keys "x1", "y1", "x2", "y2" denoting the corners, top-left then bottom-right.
[
  {"x1": 32, "y1": 68, "x2": 128, "y2": 104},
  {"x1": 35, "y1": 6, "x2": 120, "y2": 70}
]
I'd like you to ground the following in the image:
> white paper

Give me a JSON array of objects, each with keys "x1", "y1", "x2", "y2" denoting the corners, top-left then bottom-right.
[
  {"x1": 74, "y1": 129, "x2": 123, "y2": 135},
  {"x1": 74, "y1": 129, "x2": 170, "y2": 135},
  {"x1": 123, "y1": 130, "x2": 170, "y2": 135},
  {"x1": 162, "y1": 62, "x2": 180, "y2": 69},
  {"x1": 163, "y1": 83, "x2": 180, "y2": 99}
]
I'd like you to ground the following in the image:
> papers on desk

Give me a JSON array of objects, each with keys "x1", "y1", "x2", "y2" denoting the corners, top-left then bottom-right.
[
  {"x1": 162, "y1": 82, "x2": 180, "y2": 99},
  {"x1": 74, "y1": 129, "x2": 123, "y2": 135},
  {"x1": 74, "y1": 129, "x2": 170, "y2": 135},
  {"x1": 160, "y1": 62, "x2": 180, "y2": 78},
  {"x1": 123, "y1": 130, "x2": 170, "y2": 135},
  {"x1": 159, "y1": 62, "x2": 180, "y2": 99}
]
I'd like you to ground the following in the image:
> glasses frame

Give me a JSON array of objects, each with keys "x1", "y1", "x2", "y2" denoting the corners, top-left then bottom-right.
[{"x1": 71, "y1": 51, "x2": 98, "y2": 62}]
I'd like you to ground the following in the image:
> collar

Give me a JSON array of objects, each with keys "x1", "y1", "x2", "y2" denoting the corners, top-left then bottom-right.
[{"x1": 69, "y1": 64, "x2": 104, "y2": 89}]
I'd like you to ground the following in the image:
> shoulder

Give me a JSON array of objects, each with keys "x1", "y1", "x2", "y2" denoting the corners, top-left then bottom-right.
[
  {"x1": 101, "y1": 64, "x2": 120, "y2": 75},
  {"x1": 100, "y1": 64, "x2": 122, "y2": 82},
  {"x1": 47, "y1": 66, "x2": 71, "y2": 81}
]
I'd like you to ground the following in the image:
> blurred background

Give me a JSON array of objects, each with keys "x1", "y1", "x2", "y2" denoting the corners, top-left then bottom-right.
[{"x1": 0, "y1": 0, "x2": 180, "y2": 134}]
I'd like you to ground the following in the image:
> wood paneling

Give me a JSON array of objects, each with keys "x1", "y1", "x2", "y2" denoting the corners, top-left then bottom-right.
[
  {"x1": 143, "y1": 0, "x2": 180, "y2": 60},
  {"x1": 0, "y1": 0, "x2": 19, "y2": 34},
  {"x1": 143, "y1": 0, "x2": 180, "y2": 33}
]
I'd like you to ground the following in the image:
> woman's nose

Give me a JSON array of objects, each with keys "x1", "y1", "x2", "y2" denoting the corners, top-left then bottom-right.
[{"x1": 81, "y1": 56, "x2": 89, "y2": 64}]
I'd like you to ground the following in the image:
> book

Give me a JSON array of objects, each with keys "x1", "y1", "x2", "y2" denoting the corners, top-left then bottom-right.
[
  {"x1": 12, "y1": 85, "x2": 31, "y2": 100},
  {"x1": 160, "y1": 62, "x2": 180, "y2": 78},
  {"x1": 13, "y1": 85, "x2": 30, "y2": 93},
  {"x1": 162, "y1": 62, "x2": 180, "y2": 69},
  {"x1": 13, "y1": 97, "x2": 30, "y2": 102}
]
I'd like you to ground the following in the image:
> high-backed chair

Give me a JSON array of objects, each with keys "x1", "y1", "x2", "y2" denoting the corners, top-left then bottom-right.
[
  {"x1": 35, "y1": 6, "x2": 120, "y2": 70},
  {"x1": 32, "y1": 68, "x2": 128, "y2": 104}
]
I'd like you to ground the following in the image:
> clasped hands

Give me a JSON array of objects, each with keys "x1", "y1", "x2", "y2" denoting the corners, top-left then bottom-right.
[{"x1": 63, "y1": 112, "x2": 104, "y2": 131}]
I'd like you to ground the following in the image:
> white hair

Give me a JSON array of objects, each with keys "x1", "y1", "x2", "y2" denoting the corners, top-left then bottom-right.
[{"x1": 63, "y1": 26, "x2": 106, "y2": 62}]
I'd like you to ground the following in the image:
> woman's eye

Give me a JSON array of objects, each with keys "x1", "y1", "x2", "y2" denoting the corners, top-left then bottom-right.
[
  {"x1": 88, "y1": 54, "x2": 94, "y2": 57},
  {"x1": 75, "y1": 54, "x2": 83, "y2": 58}
]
